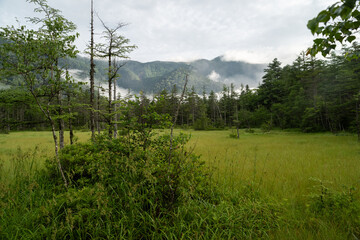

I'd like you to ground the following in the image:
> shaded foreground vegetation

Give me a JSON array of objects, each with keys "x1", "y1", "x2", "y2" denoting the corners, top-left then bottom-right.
[{"x1": 1, "y1": 129, "x2": 359, "y2": 239}]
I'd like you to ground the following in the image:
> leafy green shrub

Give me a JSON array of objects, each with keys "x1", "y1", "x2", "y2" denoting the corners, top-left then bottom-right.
[
  {"x1": 307, "y1": 179, "x2": 360, "y2": 238},
  {"x1": 38, "y1": 102, "x2": 216, "y2": 238},
  {"x1": 260, "y1": 120, "x2": 273, "y2": 132}
]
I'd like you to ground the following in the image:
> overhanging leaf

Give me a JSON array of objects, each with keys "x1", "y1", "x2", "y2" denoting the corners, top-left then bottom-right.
[
  {"x1": 307, "y1": 18, "x2": 319, "y2": 34},
  {"x1": 347, "y1": 35, "x2": 356, "y2": 42},
  {"x1": 344, "y1": 0, "x2": 357, "y2": 9}
]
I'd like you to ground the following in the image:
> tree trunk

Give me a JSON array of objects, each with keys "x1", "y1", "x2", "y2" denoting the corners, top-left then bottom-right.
[
  {"x1": 89, "y1": 0, "x2": 96, "y2": 140},
  {"x1": 235, "y1": 104, "x2": 239, "y2": 139},
  {"x1": 113, "y1": 74, "x2": 117, "y2": 138},
  {"x1": 357, "y1": 93, "x2": 360, "y2": 142},
  {"x1": 97, "y1": 85, "x2": 101, "y2": 134},
  {"x1": 58, "y1": 92, "x2": 65, "y2": 150},
  {"x1": 30, "y1": 89, "x2": 68, "y2": 188},
  {"x1": 68, "y1": 95, "x2": 74, "y2": 145},
  {"x1": 50, "y1": 119, "x2": 68, "y2": 188},
  {"x1": 6, "y1": 109, "x2": 10, "y2": 132},
  {"x1": 108, "y1": 53, "x2": 113, "y2": 139}
]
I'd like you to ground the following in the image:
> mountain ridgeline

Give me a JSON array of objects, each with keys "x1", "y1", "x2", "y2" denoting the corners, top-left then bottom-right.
[{"x1": 65, "y1": 56, "x2": 265, "y2": 94}]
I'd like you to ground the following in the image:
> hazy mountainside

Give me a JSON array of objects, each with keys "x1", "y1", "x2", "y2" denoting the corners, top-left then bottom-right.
[
  {"x1": 61, "y1": 55, "x2": 265, "y2": 94},
  {"x1": 2, "y1": 54, "x2": 265, "y2": 94},
  {"x1": 191, "y1": 57, "x2": 265, "y2": 87}
]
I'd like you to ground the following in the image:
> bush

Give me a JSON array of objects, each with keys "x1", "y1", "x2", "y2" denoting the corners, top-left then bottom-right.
[
  {"x1": 306, "y1": 179, "x2": 360, "y2": 238},
  {"x1": 38, "y1": 106, "x2": 216, "y2": 238},
  {"x1": 260, "y1": 120, "x2": 273, "y2": 132}
]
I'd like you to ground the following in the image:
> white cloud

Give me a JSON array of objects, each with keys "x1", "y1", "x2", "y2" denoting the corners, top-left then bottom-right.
[
  {"x1": 0, "y1": 0, "x2": 336, "y2": 63},
  {"x1": 208, "y1": 71, "x2": 221, "y2": 82},
  {"x1": 222, "y1": 49, "x2": 276, "y2": 64}
]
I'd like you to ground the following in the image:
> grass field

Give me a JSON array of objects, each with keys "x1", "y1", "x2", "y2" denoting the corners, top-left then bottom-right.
[
  {"x1": 184, "y1": 129, "x2": 360, "y2": 200},
  {"x1": 1, "y1": 129, "x2": 359, "y2": 239},
  {"x1": 0, "y1": 131, "x2": 91, "y2": 184},
  {"x1": 1, "y1": 129, "x2": 359, "y2": 199}
]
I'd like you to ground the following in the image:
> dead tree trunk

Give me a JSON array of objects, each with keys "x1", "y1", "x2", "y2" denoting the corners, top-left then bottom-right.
[
  {"x1": 113, "y1": 65, "x2": 117, "y2": 139},
  {"x1": 89, "y1": 0, "x2": 96, "y2": 140},
  {"x1": 97, "y1": 85, "x2": 101, "y2": 134},
  {"x1": 108, "y1": 53, "x2": 113, "y2": 139}
]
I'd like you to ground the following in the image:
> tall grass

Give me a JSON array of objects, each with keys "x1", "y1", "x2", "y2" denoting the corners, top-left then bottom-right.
[
  {"x1": 183, "y1": 129, "x2": 360, "y2": 200},
  {"x1": 0, "y1": 131, "x2": 90, "y2": 182},
  {"x1": 0, "y1": 129, "x2": 359, "y2": 239}
]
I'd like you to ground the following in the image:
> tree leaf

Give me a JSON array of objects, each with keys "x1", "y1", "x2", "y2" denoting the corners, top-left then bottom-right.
[
  {"x1": 340, "y1": 6, "x2": 353, "y2": 20},
  {"x1": 344, "y1": 0, "x2": 356, "y2": 9},
  {"x1": 314, "y1": 38, "x2": 325, "y2": 45},
  {"x1": 335, "y1": 33, "x2": 345, "y2": 42},
  {"x1": 347, "y1": 35, "x2": 356, "y2": 42},
  {"x1": 317, "y1": 10, "x2": 331, "y2": 23},
  {"x1": 307, "y1": 18, "x2": 319, "y2": 35}
]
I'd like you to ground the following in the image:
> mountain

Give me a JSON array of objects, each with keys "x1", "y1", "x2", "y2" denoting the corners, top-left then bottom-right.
[
  {"x1": 2, "y1": 55, "x2": 266, "y2": 94},
  {"x1": 67, "y1": 56, "x2": 265, "y2": 94}
]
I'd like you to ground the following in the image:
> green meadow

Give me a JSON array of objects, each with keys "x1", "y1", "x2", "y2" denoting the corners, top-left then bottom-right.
[
  {"x1": 1, "y1": 129, "x2": 359, "y2": 239},
  {"x1": 185, "y1": 130, "x2": 360, "y2": 199},
  {"x1": 1, "y1": 129, "x2": 359, "y2": 200}
]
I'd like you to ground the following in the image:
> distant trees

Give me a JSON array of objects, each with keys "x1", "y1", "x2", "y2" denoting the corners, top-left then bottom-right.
[
  {"x1": 2, "y1": 41, "x2": 360, "y2": 136},
  {"x1": 1, "y1": 0, "x2": 360, "y2": 144},
  {"x1": 308, "y1": 0, "x2": 360, "y2": 140}
]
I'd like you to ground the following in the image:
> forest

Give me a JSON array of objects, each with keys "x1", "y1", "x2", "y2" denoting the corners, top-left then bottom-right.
[
  {"x1": 0, "y1": 0, "x2": 360, "y2": 239},
  {"x1": 1, "y1": 48, "x2": 360, "y2": 137}
]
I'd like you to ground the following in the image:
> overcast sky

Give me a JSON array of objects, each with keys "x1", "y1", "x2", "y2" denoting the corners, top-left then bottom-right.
[{"x1": 0, "y1": 0, "x2": 335, "y2": 64}]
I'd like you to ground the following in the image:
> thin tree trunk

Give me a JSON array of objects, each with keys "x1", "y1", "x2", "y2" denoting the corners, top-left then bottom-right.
[
  {"x1": 235, "y1": 104, "x2": 239, "y2": 139},
  {"x1": 68, "y1": 95, "x2": 74, "y2": 145},
  {"x1": 357, "y1": 93, "x2": 360, "y2": 142},
  {"x1": 54, "y1": 59, "x2": 64, "y2": 150},
  {"x1": 169, "y1": 74, "x2": 188, "y2": 163},
  {"x1": 108, "y1": 53, "x2": 113, "y2": 139},
  {"x1": 30, "y1": 89, "x2": 68, "y2": 188},
  {"x1": 89, "y1": 0, "x2": 96, "y2": 140},
  {"x1": 113, "y1": 71, "x2": 117, "y2": 138},
  {"x1": 50, "y1": 120, "x2": 68, "y2": 187},
  {"x1": 6, "y1": 109, "x2": 10, "y2": 132},
  {"x1": 58, "y1": 92, "x2": 65, "y2": 150},
  {"x1": 97, "y1": 85, "x2": 101, "y2": 134}
]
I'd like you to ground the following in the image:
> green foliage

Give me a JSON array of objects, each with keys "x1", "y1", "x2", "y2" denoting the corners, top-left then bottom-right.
[
  {"x1": 307, "y1": 0, "x2": 360, "y2": 57},
  {"x1": 260, "y1": 120, "x2": 273, "y2": 132},
  {"x1": 2, "y1": 130, "x2": 360, "y2": 238},
  {"x1": 193, "y1": 118, "x2": 207, "y2": 130},
  {"x1": 306, "y1": 178, "x2": 360, "y2": 238}
]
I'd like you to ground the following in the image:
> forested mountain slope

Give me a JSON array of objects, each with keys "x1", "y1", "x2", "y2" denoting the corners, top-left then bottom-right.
[{"x1": 61, "y1": 56, "x2": 265, "y2": 94}]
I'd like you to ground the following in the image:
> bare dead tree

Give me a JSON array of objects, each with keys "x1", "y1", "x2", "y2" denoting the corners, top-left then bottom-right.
[
  {"x1": 89, "y1": 0, "x2": 96, "y2": 140},
  {"x1": 94, "y1": 16, "x2": 136, "y2": 138},
  {"x1": 168, "y1": 74, "x2": 189, "y2": 163}
]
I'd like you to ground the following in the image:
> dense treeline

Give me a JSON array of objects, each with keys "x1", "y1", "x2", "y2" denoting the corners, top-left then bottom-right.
[{"x1": 2, "y1": 45, "x2": 360, "y2": 136}]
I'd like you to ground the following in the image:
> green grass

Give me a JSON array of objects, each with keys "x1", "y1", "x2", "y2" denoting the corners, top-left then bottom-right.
[
  {"x1": 1, "y1": 129, "x2": 359, "y2": 200},
  {"x1": 0, "y1": 131, "x2": 91, "y2": 184},
  {"x1": 181, "y1": 129, "x2": 360, "y2": 201},
  {"x1": 1, "y1": 129, "x2": 359, "y2": 239}
]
